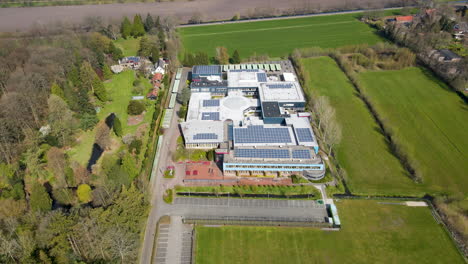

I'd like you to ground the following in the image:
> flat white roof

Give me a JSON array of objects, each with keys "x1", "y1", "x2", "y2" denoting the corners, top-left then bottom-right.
[
  {"x1": 180, "y1": 120, "x2": 225, "y2": 144},
  {"x1": 283, "y1": 72, "x2": 296, "y2": 82},
  {"x1": 227, "y1": 69, "x2": 265, "y2": 88},
  {"x1": 186, "y1": 92, "x2": 259, "y2": 124},
  {"x1": 258, "y1": 82, "x2": 305, "y2": 103}
]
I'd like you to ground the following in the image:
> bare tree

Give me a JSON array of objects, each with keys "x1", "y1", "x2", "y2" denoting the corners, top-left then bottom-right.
[
  {"x1": 216, "y1": 46, "x2": 229, "y2": 64},
  {"x1": 313, "y1": 96, "x2": 335, "y2": 130}
]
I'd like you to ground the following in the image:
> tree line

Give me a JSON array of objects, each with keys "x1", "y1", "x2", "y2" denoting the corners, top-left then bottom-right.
[{"x1": 182, "y1": 47, "x2": 241, "y2": 66}]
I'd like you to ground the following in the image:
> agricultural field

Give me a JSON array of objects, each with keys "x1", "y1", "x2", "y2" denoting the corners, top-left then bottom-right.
[
  {"x1": 179, "y1": 13, "x2": 384, "y2": 59},
  {"x1": 195, "y1": 199, "x2": 463, "y2": 264},
  {"x1": 358, "y1": 67, "x2": 468, "y2": 196},
  {"x1": 301, "y1": 57, "x2": 424, "y2": 196},
  {"x1": 67, "y1": 70, "x2": 155, "y2": 165}
]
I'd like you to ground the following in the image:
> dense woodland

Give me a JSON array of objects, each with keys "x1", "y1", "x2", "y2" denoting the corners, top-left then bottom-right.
[{"x1": 0, "y1": 13, "x2": 178, "y2": 263}]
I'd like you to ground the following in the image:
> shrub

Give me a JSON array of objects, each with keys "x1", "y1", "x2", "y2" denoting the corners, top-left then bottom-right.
[
  {"x1": 163, "y1": 189, "x2": 174, "y2": 204},
  {"x1": 77, "y1": 184, "x2": 92, "y2": 203},
  {"x1": 127, "y1": 100, "x2": 146, "y2": 115},
  {"x1": 132, "y1": 79, "x2": 142, "y2": 87},
  {"x1": 113, "y1": 115, "x2": 123, "y2": 137},
  {"x1": 129, "y1": 139, "x2": 142, "y2": 155}
]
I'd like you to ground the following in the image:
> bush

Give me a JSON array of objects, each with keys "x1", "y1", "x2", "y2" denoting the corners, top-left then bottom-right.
[
  {"x1": 177, "y1": 105, "x2": 187, "y2": 118},
  {"x1": 77, "y1": 184, "x2": 92, "y2": 203},
  {"x1": 113, "y1": 115, "x2": 123, "y2": 137},
  {"x1": 163, "y1": 189, "x2": 174, "y2": 204},
  {"x1": 127, "y1": 100, "x2": 146, "y2": 115},
  {"x1": 129, "y1": 139, "x2": 142, "y2": 155},
  {"x1": 132, "y1": 79, "x2": 141, "y2": 87},
  {"x1": 206, "y1": 150, "x2": 214, "y2": 161}
]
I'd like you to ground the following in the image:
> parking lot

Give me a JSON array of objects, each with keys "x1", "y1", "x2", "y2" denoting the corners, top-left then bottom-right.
[{"x1": 153, "y1": 217, "x2": 194, "y2": 264}]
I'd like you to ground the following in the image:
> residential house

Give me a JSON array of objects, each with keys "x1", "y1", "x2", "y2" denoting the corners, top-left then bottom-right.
[
  {"x1": 453, "y1": 22, "x2": 468, "y2": 40},
  {"x1": 146, "y1": 89, "x2": 158, "y2": 100},
  {"x1": 152, "y1": 58, "x2": 167, "y2": 75},
  {"x1": 151, "y1": 73, "x2": 163, "y2": 88},
  {"x1": 119, "y1": 56, "x2": 141, "y2": 69},
  {"x1": 431, "y1": 49, "x2": 462, "y2": 63}
]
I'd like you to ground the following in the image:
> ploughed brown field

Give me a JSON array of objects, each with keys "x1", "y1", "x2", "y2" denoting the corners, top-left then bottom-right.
[{"x1": 0, "y1": 0, "x2": 405, "y2": 32}]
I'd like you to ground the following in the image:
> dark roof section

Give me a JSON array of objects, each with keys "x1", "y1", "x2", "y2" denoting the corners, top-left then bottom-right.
[
  {"x1": 439, "y1": 49, "x2": 461, "y2": 61},
  {"x1": 262, "y1": 101, "x2": 282, "y2": 118},
  {"x1": 191, "y1": 78, "x2": 228, "y2": 88},
  {"x1": 192, "y1": 65, "x2": 222, "y2": 75}
]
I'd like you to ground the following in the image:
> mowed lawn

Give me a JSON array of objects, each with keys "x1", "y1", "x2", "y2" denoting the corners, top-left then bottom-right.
[
  {"x1": 114, "y1": 37, "x2": 141, "y2": 57},
  {"x1": 179, "y1": 13, "x2": 383, "y2": 58},
  {"x1": 195, "y1": 200, "x2": 463, "y2": 264},
  {"x1": 301, "y1": 57, "x2": 423, "y2": 196},
  {"x1": 359, "y1": 68, "x2": 468, "y2": 195},
  {"x1": 68, "y1": 70, "x2": 155, "y2": 165}
]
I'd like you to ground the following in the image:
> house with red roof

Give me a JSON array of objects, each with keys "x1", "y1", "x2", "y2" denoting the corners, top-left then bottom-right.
[
  {"x1": 146, "y1": 89, "x2": 158, "y2": 100},
  {"x1": 395, "y1": 16, "x2": 413, "y2": 23}
]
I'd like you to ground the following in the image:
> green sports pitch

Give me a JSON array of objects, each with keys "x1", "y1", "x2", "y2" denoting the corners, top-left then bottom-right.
[
  {"x1": 195, "y1": 200, "x2": 464, "y2": 264},
  {"x1": 179, "y1": 13, "x2": 384, "y2": 58}
]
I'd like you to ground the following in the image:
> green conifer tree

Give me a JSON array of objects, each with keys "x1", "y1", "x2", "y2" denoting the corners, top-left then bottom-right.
[
  {"x1": 113, "y1": 115, "x2": 123, "y2": 137},
  {"x1": 121, "y1": 16, "x2": 132, "y2": 39},
  {"x1": 132, "y1": 14, "x2": 146, "y2": 37},
  {"x1": 144, "y1": 13, "x2": 155, "y2": 32},
  {"x1": 232, "y1": 50, "x2": 241, "y2": 64}
]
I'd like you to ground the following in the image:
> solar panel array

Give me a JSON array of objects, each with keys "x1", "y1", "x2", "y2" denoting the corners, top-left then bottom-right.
[
  {"x1": 266, "y1": 83, "x2": 294, "y2": 89},
  {"x1": 235, "y1": 149, "x2": 290, "y2": 159},
  {"x1": 234, "y1": 125, "x2": 292, "y2": 144},
  {"x1": 296, "y1": 128, "x2": 314, "y2": 142},
  {"x1": 201, "y1": 112, "x2": 220, "y2": 120},
  {"x1": 202, "y1": 99, "x2": 220, "y2": 107},
  {"x1": 194, "y1": 65, "x2": 220, "y2": 75},
  {"x1": 292, "y1": 150, "x2": 311, "y2": 159},
  {"x1": 229, "y1": 69, "x2": 259, "y2": 72},
  {"x1": 257, "y1": 73, "x2": 267, "y2": 82},
  {"x1": 193, "y1": 133, "x2": 218, "y2": 140}
]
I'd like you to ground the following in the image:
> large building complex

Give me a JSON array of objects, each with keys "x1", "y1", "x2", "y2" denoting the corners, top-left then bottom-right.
[{"x1": 180, "y1": 61, "x2": 325, "y2": 180}]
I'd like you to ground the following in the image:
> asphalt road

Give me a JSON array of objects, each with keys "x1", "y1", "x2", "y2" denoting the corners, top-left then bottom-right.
[{"x1": 139, "y1": 68, "x2": 188, "y2": 264}]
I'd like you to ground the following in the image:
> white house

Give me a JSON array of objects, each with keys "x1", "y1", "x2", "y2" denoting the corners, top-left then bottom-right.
[{"x1": 152, "y1": 58, "x2": 167, "y2": 75}]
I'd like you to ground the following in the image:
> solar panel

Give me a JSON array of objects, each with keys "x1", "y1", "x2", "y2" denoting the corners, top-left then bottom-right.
[
  {"x1": 235, "y1": 149, "x2": 290, "y2": 159},
  {"x1": 194, "y1": 65, "x2": 220, "y2": 75},
  {"x1": 229, "y1": 69, "x2": 259, "y2": 72},
  {"x1": 257, "y1": 73, "x2": 267, "y2": 82},
  {"x1": 296, "y1": 128, "x2": 314, "y2": 142},
  {"x1": 234, "y1": 125, "x2": 292, "y2": 144},
  {"x1": 292, "y1": 150, "x2": 311, "y2": 159},
  {"x1": 201, "y1": 112, "x2": 220, "y2": 120},
  {"x1": 203, "y1": 99, "x2": 220, "y2": 107},
  {"x1": 193, "y1": 133, "x2": 218, "y2": 140},
  {"x1": 266, "y1": 83, "x2": 293, "y2": 89}
]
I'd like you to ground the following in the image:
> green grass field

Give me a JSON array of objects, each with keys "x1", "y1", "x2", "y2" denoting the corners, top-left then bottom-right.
[
  {"x1": 114, "y1": 37, "x2": 141, "y2": 57},
  {"x1": 358, "y1": 67, "x2": 468, "y2": 196},
  {"x1": 195, "y1": 200, "x2": 463, "y2": 264},
  {"x1": 301, "y1": 57, "x2": 424, "y2": 196},
  {"x1": 179, "y1": 13, "x2": 384, "y2": 59},
  {"x1": 67, "y1": 70, "x2": 154, "y2": 165}
]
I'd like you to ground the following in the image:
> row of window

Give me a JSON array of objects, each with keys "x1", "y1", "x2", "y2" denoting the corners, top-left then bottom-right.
[{"x1": 224, "y1": 164, "x2": 322, "y2": 170}]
